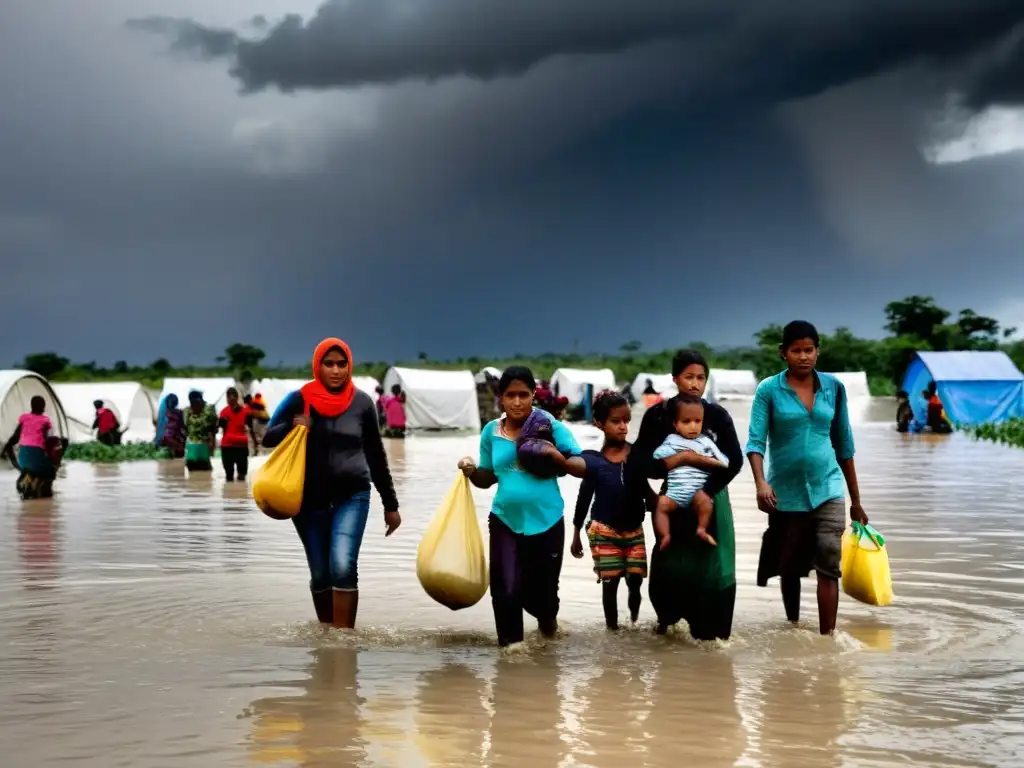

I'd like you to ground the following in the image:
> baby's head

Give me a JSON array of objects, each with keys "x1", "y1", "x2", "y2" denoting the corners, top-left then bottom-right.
[{"x1": 673, "y1": 393, "x2": 704, "y2": 439}]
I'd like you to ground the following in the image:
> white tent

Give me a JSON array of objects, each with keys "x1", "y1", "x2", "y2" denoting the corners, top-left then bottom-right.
[
  {"x1": 158, "y1": 377, "x2": 236, "y2": 413},
  {"x1": 53, "y1": 382, "x2": 157, "y2": 443},
  {"x1": 550, "y1": 368, "x2": 617, "y2": 405},
  {"x1": 474, "y1": 366, "x2": 502, "y2": 384},
  {"x1": 708, "y1": 369, "x2": 757, "y2": 400},
  {"x1": 629, "y1": 373, "x2": 677, "y2": 399},
  {"x1": 0, "y1": 370, "x2": 69, "y2": 445},
  {"x1": 829, "y1": 371, "x2": 871, "y2": 399},
  {"x1": 382, "y1": 367, "x2": 480, "y2": 430},
  {"x1": 353, "y1": 376, "x2": 380, "y2": 395}
]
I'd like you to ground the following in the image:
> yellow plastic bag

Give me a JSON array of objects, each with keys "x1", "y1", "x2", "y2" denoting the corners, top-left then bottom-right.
[
  {"x1": 252, "y1": 425, "x2": 307, "y2": 520},
  {"x1": 417, "y1": 474, "x2": 488, "y2": 610},
  {"x1": 841, "y1": 522, "x2": 893, "y2": 606}
]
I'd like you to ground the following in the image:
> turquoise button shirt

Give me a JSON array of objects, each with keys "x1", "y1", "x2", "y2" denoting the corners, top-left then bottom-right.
[
  {"x1": 479, "y1": 409, "x2": 582, "y2": 535},
  {"x1": 745, "y1": 371, "x2": 855, "y2": 513}
]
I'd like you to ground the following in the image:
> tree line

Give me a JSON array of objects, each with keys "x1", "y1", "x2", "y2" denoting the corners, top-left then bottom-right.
[{"x1": 16, "y1": 297, "x2": 1023, "y2": 397}]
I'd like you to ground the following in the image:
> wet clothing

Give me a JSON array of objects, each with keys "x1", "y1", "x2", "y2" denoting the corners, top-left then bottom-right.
[
  {"x1": 380, "y1": 394, "x2": 406, "y2": 430},
  {"x1": 219, "y1": 405, "x2": 252, "y2": 449},
  {"x1": 926, "y1": 395, "x2": 952, "y2": 432},
  {"x1": 896, "y1": 401, "x2": 914, "y2": 433},
  {"x1": 263, "y1": 390, "x2": 398, "y2": 513},
  {"x1": 478, "y1": 410, "x2": 582, "y2": 536},
  {"x1": 631, "y1": 397, "x2": 743, "y2": 637},
  {"x1": 489, "y1": 514, "x2": 564, "y2": 647},
  {"x1": 294, "y1": 490, "x2": 371, "y2": 591},
  {"x1": 573, "y1": 450, "x2": 652, "y2": 532},
  {"x1": 757, "y1": 498, "x2": 846, "y2": 585},
  {"x1": 221, "y1": 446, "x2": 248, "y2": 481},
  {"x1": 184, "y1": 404, "x2": 218, "y2": 456},
  {"x1": 745, "y1": 371, "x2": 854, "y2": 513},
  {"x1": 586, "y1": 521, "x2": 647, "y2": 582},
  {"x1": 17, "y1": 413, "x2": 51, "y2": 449}
]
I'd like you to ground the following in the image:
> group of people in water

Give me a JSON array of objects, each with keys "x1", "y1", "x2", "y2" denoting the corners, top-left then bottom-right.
[
  {"x1": 4, "y1": 322, "x2": 877, "y2": 645},
  {"x1": 230, "y1": 323, "x2": 869, "y2": 644},
  {"x1": 896, "y1": 382, "x2": 953, "y2": 434}
]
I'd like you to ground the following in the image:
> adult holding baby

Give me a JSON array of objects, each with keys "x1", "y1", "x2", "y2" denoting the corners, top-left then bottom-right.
[
  {"x1": 457, "y1": 366, "x2": 585, "y2": 649},
  {"x1": 630, "y1": 350, "x2": 744, "y2": 639}
]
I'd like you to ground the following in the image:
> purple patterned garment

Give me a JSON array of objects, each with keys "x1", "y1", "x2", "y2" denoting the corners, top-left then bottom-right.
[{"x1": 516, "y1": 409, "x2": 564, "y2": 479}]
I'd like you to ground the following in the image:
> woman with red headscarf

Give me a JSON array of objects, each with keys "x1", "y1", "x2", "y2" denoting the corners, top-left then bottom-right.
[{"x1": 262, "y1": 338, "x2": 402, "y2": 629}]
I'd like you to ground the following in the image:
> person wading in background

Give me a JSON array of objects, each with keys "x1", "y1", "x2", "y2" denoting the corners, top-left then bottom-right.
[
  {"x1": 93, "y1": 400, "x2": 122, "y2": 446},
  {"x1": 184, "y1": 390, "x2": 218, "y2": 472},
  {"x1": 219, "y1": 388, "x2": 254, "y2": 481}
]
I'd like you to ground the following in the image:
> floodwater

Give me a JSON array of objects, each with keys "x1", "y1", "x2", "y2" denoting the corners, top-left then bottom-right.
[{"x1": 1, "y1": 398, "x2": 1023, "y2": 767}]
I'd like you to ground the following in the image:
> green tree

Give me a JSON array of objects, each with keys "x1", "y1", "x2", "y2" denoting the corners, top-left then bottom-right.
[
  {"x1": 223, "y1": 343, "x2": 266, "y2": 369},
  {"x1": 619, "y1": 341, "x2": 643, "y2": 354},
  {"x1": 113, "y1": 360, "x2": 129, "y2": 374},
  {"x1": 21, "y1": 352, "x2": 70, "y2": 378},
  {"x1": 883, "y1": 296, "x2": 949, "y2": 342},
  {"x1": 150, "y1": 358, "x2": 172, "y2": 374}
]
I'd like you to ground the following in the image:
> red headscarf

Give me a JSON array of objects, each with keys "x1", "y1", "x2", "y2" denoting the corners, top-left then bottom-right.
[{"x1": 300, "y1": 338, "x2": 356, "y2": 418}]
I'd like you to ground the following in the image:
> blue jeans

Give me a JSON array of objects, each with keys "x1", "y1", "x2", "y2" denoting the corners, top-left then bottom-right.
[{"x1": 293, "y1": 490, "x2": 371, "y2": 592}]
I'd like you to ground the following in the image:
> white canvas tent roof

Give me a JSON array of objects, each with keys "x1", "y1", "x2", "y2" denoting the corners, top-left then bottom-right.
[
  {"x1": 158, "y1": 378, "x2": 236, "y2": 413},
  {"x1": 828, "y1": 371, "x2": 870, "y2": 399},
  {"x1": 0, "y1": 370, "x2": 68, "y2": 445},
  {"x1": 353, "y1": 376, "x2": 380, "y2": 395},
  {"x1": 708, "y1": 369, "x2": 757, "y2": 400},
  {"x1": 382, "y1": 367, "x2": 480, "y2": 430},
  {"x1": 629, "y1": 373, "x2": 678, "y2": 399},
  {"x1": 474, "y1": 366, "x2": 502, "y2": 384},
  {"x1": 550, "y1": 368, "x2": 617, "y2": 405},
  {"x1": 53, "y1": 382, "x2": 157, "y2": 443}
]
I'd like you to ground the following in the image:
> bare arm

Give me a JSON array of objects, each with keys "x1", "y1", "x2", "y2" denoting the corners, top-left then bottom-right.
[{"x1": 465, "y1": 466, "x2": 498, "y2": 489}]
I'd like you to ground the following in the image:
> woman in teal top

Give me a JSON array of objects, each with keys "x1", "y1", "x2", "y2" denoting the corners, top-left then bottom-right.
[
  {"x1": 746, "y1": 321, "x2": 870, "y2": 636},
  {"x1": 458, "y1": 366, "x2": 585, "y2": 648}
]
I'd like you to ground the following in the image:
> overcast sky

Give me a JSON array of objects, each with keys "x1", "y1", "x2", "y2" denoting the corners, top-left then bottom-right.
[{"x1": 3, "y1": 0, "x2": 1024, "y2": 367}]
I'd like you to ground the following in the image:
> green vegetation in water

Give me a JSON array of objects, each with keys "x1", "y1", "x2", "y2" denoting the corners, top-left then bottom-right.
[
  {"x1": 17, "y1": 296, "x2": 1024, "y2": 399},
  {"x1": 64, "y1": 441, "x2": 174, "y2": 463},
  {"x1": 961, "y1": 419, "x2": 1024, "y2": 449}
]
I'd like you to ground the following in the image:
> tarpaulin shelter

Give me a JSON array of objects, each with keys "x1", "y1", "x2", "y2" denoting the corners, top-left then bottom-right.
[{"x1": 901, "y1": 351, "x2": 1024, "y2": 424}]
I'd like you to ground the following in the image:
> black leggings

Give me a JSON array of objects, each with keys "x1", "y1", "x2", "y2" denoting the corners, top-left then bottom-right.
[
  {"x1": 602, "y1": 574, "x2": 644, "y2": 629},
  {"x1": 221, "y1": 446, "x2": 248, "y2": 481}
]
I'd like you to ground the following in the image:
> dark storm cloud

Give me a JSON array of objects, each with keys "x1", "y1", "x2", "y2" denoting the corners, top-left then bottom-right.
[
  {"x1": 962, "y1": 27, "x2": 1024, "y2": 108},
  {"x1": 130, "y1": 0, "x2": 1024, "y2": 107}
]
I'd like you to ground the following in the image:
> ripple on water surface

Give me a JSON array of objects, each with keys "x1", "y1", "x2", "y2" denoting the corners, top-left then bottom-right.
[{"x1": 1, "y1": 402, "x2": 1023, "y2": 766}]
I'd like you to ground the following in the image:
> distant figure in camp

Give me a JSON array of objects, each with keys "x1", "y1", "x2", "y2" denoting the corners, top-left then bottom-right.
[
  {"x1": 184, "y1": 390, "x2": 218, "y2": 471},
  {"x1": 923, "y1": 383, "x2": 952, "y2": 434},
  {"x1": 642, "y1": 378, "x2": 662, "y2": 409},
  {"x1": 155, "y1": 393, "x2": 186, "y2": 457},
  {"x1": 379, "y1": 384, "x2": 407, "y2": 439},
  {"x1": 93, "y1": 400, "x2": 122, "y2": 446},
  {"x1": 245, "y1": 393, "x2": 270, "y2": 455},
  {"x1": 895, "y1": 391, "x2": 914, "y2": 433},
  {"x1": 374, "y1": 385, "x2": 387, "y2": 430},
  {"x1": 1, "y1": 396, "x2": 67, "y2": 500},
  {"x1": 535, "y1": 380, "x2": 553, "y2": 410},
  {"x1": 219, "y1": 387, "x2": 254, "y2": 481},
  {"x1": 477, "y1": 373, "x2": 501, "y2": 425}
]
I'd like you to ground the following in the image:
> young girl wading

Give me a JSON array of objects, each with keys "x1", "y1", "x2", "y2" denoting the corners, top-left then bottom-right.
[
  {"x1": 458, "y1": 367, "x2": 585, "y2": 648},
  {"x1": 263, "y1": 338, "x2": 401, "y2": 629},
  {"x1": 571, "y1": 391, "x2": 655, "y2": 630}
]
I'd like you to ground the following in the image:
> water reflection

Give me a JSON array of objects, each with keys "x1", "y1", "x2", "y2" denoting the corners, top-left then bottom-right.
[
  {"x1": 490, "y1": 655, "x2": 567, "y2": 766},
  {"x1": 17, "y1": 506, "x2": 61, "y2": 590},
  {"x1": 575, "y1": 653, "x2": 649, "y2": 767},
  {"x1": 413, "y1": 662, "x2": 488, "y2": 766},
  {"x1": 247, "y1": 647, "x2": 366, "y2": 767},
  {"x1": 758, "y1": 659, "x2": 849, "y2": 767},
  {"x1": 644, "y1": 650, "x2": 743, "y2": 768}
]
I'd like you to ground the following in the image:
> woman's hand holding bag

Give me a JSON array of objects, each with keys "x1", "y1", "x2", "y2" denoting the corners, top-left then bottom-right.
[{"x1": 252, "y1": 417, "x2": 309, "y2": 520}]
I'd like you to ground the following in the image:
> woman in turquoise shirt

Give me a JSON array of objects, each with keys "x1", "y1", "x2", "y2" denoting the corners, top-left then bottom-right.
[
  {"x1": 746, "y1": 321, "x2": 869, "y2": 636},
  {"x1": 458, "y1": 366, "x2": 585, "y2": 648}
]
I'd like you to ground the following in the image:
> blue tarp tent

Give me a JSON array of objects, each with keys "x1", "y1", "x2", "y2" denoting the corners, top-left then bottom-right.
[{"x1": 902, "y1": 351, "x2": 1024, "y2": 425}]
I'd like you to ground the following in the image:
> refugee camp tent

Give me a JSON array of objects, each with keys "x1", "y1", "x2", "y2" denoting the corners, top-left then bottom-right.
[
  {"x1": 707, "y1": 369, "x2": 757, "y2": 400},
  {"x1": 0, "y1": 370, "x2": 69, "y2": 445},
  {"x1": 353, "y1": 376, "x2": 380, "y2": 396},
  {"x1": 629, "y1": 373, "x2": 678, "y2": 399},
  {"x1": 828, "y1": 371, "x2": 871, "y2": 399},
  {"x1": 550, "y1": 368, "x2": 617, "y2": 406},
  {"x1": 158, "y1": 378, "x2": 236, "y2": 414},
  {"x1": 381, "y1": 367, "x2": 480, "y2": 430},
  {"x1": 901, "y1": 351, "x2": 1024, "y2": 425},
  {"x1": 474, "y1": 366, "x2": 502, "y2": 384},
  {"x1": 54, "y1": 382, "x2": 158, "y2": 443}
]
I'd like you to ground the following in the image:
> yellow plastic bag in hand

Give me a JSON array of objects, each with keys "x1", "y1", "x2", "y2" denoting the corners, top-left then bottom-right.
[
  {"x1": 417, "y1": 474, "x2": 488, "y2": 610},
  {"x1": 252, "y1": 425, "x2": 307, "y2": 520},
  {"x1": 842, "y1": 522, "x2": 894, "y2": 606}
]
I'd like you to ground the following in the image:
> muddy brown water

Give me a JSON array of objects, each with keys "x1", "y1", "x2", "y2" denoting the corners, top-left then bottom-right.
[{"x1": 1, "y1": 399, "x2": 1023, "y2": 767}]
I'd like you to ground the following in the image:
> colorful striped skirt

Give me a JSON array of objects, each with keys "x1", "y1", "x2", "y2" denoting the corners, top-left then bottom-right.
[{"x1": 586, "y1": 521, "x2": 647, "y2": 582}]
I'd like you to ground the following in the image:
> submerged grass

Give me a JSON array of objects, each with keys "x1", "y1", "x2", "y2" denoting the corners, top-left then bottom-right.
[
  {"x1": 961, "y1": 419, "x2": 1024, "y2": 449},
  {"x1": 64, "y1": 441, "x2": 173, "y2": 463}
]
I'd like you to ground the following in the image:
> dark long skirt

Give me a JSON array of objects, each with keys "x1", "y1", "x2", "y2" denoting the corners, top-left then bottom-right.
[{"x1": 648, "y1": 488, "x2": 737, "y2": 641}]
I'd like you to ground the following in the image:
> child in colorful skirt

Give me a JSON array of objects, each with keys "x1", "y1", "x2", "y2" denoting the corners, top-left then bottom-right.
[{"x1": 571, "y1": 391, "x2": 656, "y2": 629}]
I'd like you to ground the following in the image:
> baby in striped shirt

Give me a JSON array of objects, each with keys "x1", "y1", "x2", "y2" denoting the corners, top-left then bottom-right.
[{"x1": 653, "y1": 395, "x2": 729, "y2": 549}]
